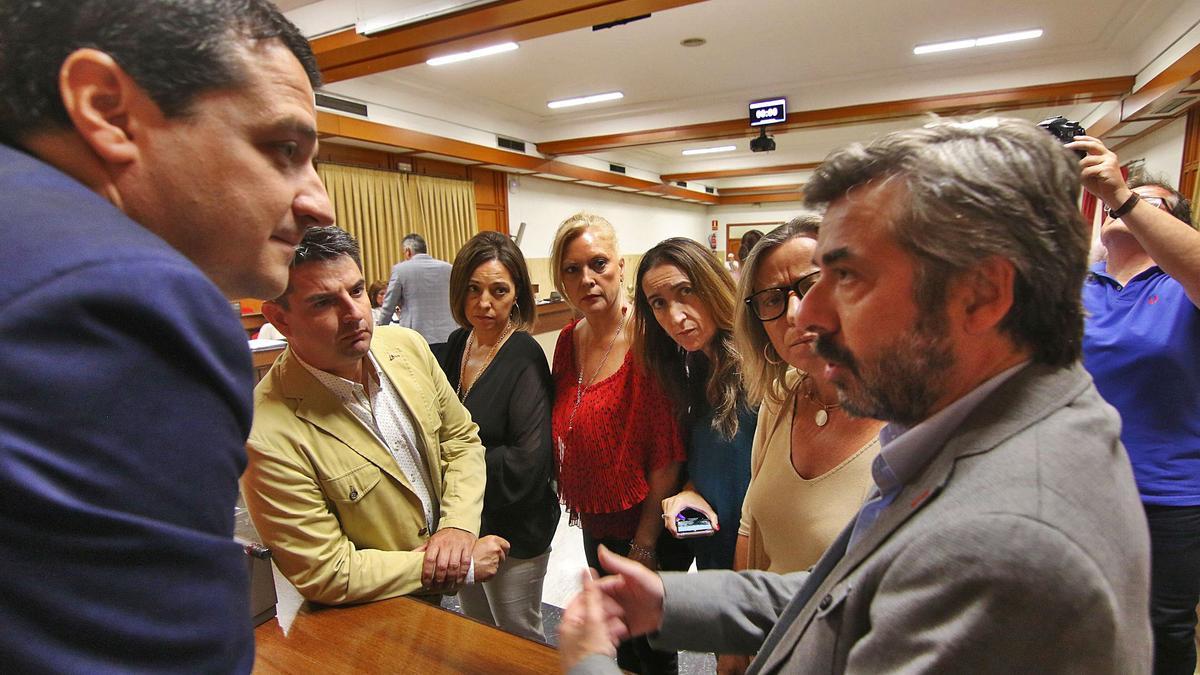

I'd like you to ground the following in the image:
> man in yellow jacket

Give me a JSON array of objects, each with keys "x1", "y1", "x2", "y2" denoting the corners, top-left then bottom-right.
[{"x1": 243, "y1": 226, "x2": 508, "y2": 605}]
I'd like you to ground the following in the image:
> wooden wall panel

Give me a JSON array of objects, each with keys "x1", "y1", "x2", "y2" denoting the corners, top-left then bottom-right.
[
  {"x1": 469, "y1": 167, "x2": 509, "y2": 235},
  {"x1": 1181, "y1": 106, "x2": 1200, "y2": 201},
  {"x1": 410, "y1": 157, "x2": 470, "y2": 179}
]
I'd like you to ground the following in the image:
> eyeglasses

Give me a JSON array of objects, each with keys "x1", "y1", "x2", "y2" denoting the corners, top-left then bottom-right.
[
  {"x1": 745, "y1": 270, "x2": 821, "y2": 321},
  {"x1": 1104, "y1": 195, "x2": 1170, "y2": 220}
]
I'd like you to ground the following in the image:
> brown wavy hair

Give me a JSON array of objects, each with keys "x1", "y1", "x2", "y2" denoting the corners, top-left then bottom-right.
[{"x1": 634, "y1": 237, "x2": 746, "y2": 438}]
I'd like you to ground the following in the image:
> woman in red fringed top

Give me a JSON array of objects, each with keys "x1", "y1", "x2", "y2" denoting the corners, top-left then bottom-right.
[{"x1": 548, "y1": 213, "x2": 689, "y2": 675}]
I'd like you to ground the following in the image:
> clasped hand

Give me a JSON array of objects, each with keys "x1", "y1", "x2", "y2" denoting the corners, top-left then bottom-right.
[
  {"x1": 560, "y1": 546, "x2": 666, "y2": 670},
  {"x1": 416, "y1": 528, "x2": 510, "y2": 590}
]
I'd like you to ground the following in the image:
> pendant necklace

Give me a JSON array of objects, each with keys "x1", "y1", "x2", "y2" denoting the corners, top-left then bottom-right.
[
  {"x1": 457, "y1": 320, "x2": 513, "y2": 402},
  {"x1": 557, "y1": 307, "x2": 627, "y2": 463},
  {"x1": 803, "y1": 375, "x2": 841, "y2": 427}
]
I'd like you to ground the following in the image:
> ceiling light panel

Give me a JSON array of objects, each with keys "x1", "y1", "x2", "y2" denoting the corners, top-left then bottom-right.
[
  {"x1": 547, "y1": 91, "x2": 624, "y2": 109},
  {"x1": 914, "y1": 29, "x2": 1042, "y2": 55},
  {"x1": 682, "y1": 145, "x2": 737, "y2": 156},
  {"x1": 427, "y1": 42, "x2": 518, "y2": 66}
]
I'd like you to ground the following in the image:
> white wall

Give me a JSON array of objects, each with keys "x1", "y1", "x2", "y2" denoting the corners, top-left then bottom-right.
[
  {"x1": 1115, "y1": 117, "x2": 1187, "y2": 189},
  {"x1": 709, "y1": 201, "x2": 808, "y2": 247},
  {"x1": 509, "y1": 176, "x2": 710, "y2": 258}
]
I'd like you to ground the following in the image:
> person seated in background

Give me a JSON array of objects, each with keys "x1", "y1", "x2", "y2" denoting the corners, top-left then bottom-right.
[
  {"x1": 632, "y1": 237, "x2": 756, "y2": 574},
  {"x1": 1069, "y1": 135, "x2": 1200, "y2": 675},
  {"x1": 368, "y1": 279, "x2": 389, "y2": 324},
  {"x1": 436, "y1": 231, "x2": 559, "y2": 641},
  {"x1": 562, "y1": 118, "x2": 1152, "y2": 674},
  {"x1": 379, "y1": 233, "x2": 458, "y2": 353},
  {"x1": 242, "y1": 226, "x2": 508, "y2": 605}
]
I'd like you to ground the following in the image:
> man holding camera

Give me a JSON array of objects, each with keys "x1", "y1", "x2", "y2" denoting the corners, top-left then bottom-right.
[{"x1": 561, "y1": 118, "x2": 1151, "y2": 673}]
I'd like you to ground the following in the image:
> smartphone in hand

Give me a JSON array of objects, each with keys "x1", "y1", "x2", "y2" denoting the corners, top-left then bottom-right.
[{"x1": 675, "y1": 507, "x2": 715, "y2": 538}]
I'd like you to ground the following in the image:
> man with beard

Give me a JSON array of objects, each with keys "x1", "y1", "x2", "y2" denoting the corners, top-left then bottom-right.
[
  {"x1": 242, "y1": 226, "x2": 509, "y2": 606},
  {"x1": 560, "y1": 118, "x2": 1151, "y2": 674}
]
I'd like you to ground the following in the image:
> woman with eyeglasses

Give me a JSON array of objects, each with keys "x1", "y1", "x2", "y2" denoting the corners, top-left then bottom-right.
[
  {"x1": 1072, "y1": 136, "x2": 1200, "y2": 675},
  {"x1": 632, "y1": 238, "x2": 756, "y2": 573},
  {"x1": 734, "y1": 215, "x2": 885, "y2": 572}
]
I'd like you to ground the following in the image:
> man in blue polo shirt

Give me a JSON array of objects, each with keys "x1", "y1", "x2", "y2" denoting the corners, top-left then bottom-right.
[{"x1": 1071, "y1": 135, "x2": 1200, "y2": 675}]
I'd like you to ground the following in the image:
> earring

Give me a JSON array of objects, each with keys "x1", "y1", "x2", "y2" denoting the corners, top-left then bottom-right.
[
  {"x1": 763, "y1": 342, "x2": 783, "y2": 366},
  {"x1": 511, "y1": 302, "x2": 520, "y2": 319}
]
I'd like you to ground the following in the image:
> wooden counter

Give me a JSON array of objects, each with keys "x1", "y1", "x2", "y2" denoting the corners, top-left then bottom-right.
[
  {"x1": 253, "y1": 596, "x2": 561, "y2": 674},
  {"x1": 533, "y1": 299, "x2": 576, "y2": 335},
  {"x1": 251, "y1": 346, "x2": 285, "y2": 383},
  {"x1": 241, "y1": 312, "x2": 267, "y2": 337}
]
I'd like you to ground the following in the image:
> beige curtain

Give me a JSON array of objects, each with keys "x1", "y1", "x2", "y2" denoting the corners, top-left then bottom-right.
[
  {"x1": 412, "y1": 175, "x2": 478, "y2": 262},
  {"x1": 316, "y1": 163, "x2": 477, "y2": 285}
]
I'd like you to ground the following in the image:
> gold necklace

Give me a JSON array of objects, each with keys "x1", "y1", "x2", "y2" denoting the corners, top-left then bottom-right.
[
  {"x1": 457, "y1": 320, "x2": 513, "y2": 402},
  {"x1": 557, "y1": 307, "x2": 627, "y2": 462},
  {"x1": 802, "y1": 375, "x2": 841, "y2": 427}
]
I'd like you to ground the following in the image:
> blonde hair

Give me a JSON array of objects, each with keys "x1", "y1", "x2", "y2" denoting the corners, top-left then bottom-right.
[
  {"x1": 734, "y1": 214, "x2": 821, "y2": 405},
  {"x1": 549, "y1": 212, "x2": 620, "y2": 309}
]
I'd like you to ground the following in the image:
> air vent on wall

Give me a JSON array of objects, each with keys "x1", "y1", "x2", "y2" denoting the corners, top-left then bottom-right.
[
  {"x1": 675, "y1": 181, "x2": 687, "y2": 188},
  {"x1": 593, "y1": 14, "x2": 650, "y2": 31},
  {"x1": 497, "y1": 136, "x2": 527, "y2": 152},
  {"x1": 705, "y1": 186, "x2": 715, "y2": 194},
  {"x1": 1151, "y1": 96, "x2": 1197, "y2": 117},
  {"x1": 609, "y1": 163, "x2": 627, "y2": 174},
  {"x1": 315, "y1": 93, "x2": 368, "y2": 117}
]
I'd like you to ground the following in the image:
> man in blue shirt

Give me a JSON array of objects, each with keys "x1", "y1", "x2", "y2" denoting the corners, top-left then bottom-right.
[
  {"x1": 0, "y1": 2, "x2": 333, "y2": 671},
  {"x1": 1071, "y1": 135, "x2": 1200, "y2": 675}
]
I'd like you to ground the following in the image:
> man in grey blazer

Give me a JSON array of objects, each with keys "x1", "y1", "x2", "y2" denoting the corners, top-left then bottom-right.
[
  {"x1": 561, "y1": 118, "x2": 1152, "y2": 674},
  {"x1": 379, "y1": 233, "x2": 457, "y2": 349}
]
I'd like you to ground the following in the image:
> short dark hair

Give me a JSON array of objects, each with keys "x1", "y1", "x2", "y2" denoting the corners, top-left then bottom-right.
[
  {"x1": 737, "y1": 229, "x2": 764, "y2": 263},
  {"x1": 805, "y1": 117, "x2": 1088, "y2": 367},
  {"x1": 449, "y1": 231, "x2": 536, "y2": 331},
  {"x1": 402, "y1": 233, "x2": 428, "y2": 254},
  {"x1": 273, "y1": 226, "x2": 362, "y2": 308},
  {"x1": 1128, "y1": 176, "x2": 1194, "y2": 228},
  {"x1": 367, "y1": 280, "x2": 387, "y2": 309},
  {"x1": 0, "y1": 0, "x2": 320, "y2": 145}
]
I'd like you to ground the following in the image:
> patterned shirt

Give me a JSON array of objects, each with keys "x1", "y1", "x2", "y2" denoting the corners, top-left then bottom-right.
[{"x1": 297, "y1": 352, "x2": 438, "y2": 528}]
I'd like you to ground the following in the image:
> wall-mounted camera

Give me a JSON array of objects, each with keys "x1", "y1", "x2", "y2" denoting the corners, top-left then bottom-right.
[{"x1": 750, "y1": 128, "x2": 776, "y2": 153}]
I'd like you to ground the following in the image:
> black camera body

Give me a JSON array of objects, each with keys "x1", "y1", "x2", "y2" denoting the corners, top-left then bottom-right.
[{"x1": 1038, "y1": 116, "x2": 1087, "y2": 157}]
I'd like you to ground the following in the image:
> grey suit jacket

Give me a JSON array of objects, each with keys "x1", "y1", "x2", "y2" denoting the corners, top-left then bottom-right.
[
  {"x1": 379, "y1": 254, "x2": 458, "y2": 344},
  {"x1": 572, "y1": 362, "x2": 1151, "y2": 674}
]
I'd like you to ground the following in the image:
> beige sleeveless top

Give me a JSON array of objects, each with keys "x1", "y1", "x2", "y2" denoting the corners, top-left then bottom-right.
[{"x1": 738, "y1": 370, "x2": 879, "y2": 573}]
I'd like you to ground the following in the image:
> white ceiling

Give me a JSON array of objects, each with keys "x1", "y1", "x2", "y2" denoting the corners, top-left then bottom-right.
[{"x1": 289, "y1": 0, "x2": 1198, "y2": 188}]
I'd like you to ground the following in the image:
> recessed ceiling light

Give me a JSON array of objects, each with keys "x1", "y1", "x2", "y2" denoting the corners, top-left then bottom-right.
[
  {"x1": 547, "y1": 91, "x2": 624, "y2": 109},
  {"x1": 914, "y1": 28, "x2": 1042, "y2": 55},
  {"x1": 427, "y1": 42, "x2": 518, "y2": 66},
  {"x1": 680, "y1": 37, "x2": 707, "y2": 47},
  {"x1": 682, "y1": 145, "x2": 737, "y2": 156}
]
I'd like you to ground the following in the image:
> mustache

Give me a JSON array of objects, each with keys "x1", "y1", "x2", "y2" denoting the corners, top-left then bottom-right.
[{"x1": 814, "y1": 335, "x2": 857, "y2": 372}]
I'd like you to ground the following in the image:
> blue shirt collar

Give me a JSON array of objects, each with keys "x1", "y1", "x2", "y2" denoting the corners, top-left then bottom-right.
[{"x1": 871, "y1": 361, "x2": 1029, "y2": 495}]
